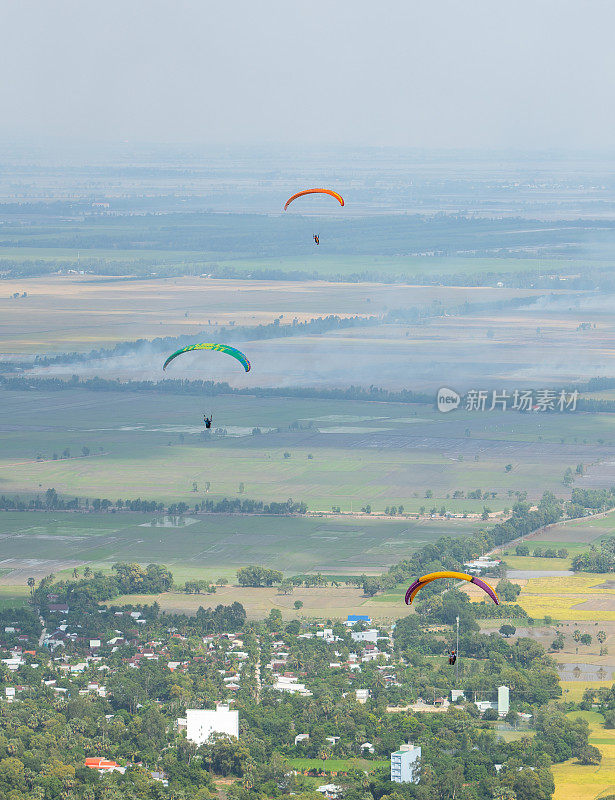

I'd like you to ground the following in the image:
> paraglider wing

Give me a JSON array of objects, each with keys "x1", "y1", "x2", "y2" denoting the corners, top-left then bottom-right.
[
  {"x1": 163, "y1": 343, "x2": 251, "y2": 373},
  {"x1": 284, "y1": 188, "x2": 345, "y2": 211},
  {"x1": 470, "y1": 577, "x2": 500, "y2": 605},
  {"x1": 404, "y1": 571, "x2": 499, "y2": 605}
]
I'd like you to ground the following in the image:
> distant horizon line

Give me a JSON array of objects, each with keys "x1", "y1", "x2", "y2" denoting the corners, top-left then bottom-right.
[{"x1": 2, "y1": 138, "x2": 615, "y2": 159}]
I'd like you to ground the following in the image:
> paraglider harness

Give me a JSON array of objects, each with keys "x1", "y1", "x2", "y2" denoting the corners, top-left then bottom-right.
[
  {"x1": 448, "y1": 650, "x2": 457, "y2": 666},
  {"x1": 204, "y1": 415, "x2": 212, "y2": 429},
  {"x1": 313, "y1": 234, "x2": 320, "y2": 245}
]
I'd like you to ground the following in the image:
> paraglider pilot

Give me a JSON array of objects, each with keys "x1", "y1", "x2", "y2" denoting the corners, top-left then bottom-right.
[
  {"x1": 204, "y1": 415, "x2": 212, "y2": 429},
  {"x1": 448, "y1": 650, "x2": 457, "y2": 666},
  {"x1": 313, "y1": 234, "x2": 319, "y2": 245}
]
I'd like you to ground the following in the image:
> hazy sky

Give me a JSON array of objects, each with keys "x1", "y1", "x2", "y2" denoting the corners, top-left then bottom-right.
[{"x1": 2, "y1": 0, "x2": 615, "y2": 149}]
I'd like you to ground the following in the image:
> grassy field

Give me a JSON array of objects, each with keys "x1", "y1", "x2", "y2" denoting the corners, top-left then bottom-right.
[
  {"x1": 0, "y1": 510, "x2": 479, "y2": 585},
  {"x1": 0, "y1": 585, "x2": 30, "y2": 610},
  {"x1": 0, "y1": 274, "x2": 539, "y2": 354},
  {"x1": 110, "y1": 584, "x2": 411, "y2": 622},
  {"x1": 530, "y1": 514, "x2": 615, "y2": 544},
  {"x1": 286, "y1": 757, "x2": 388, "y2": 773},
  {"x1": 1, "y1": 387, "x2": 610, "y2": 513},
  {"x1": 502, "y1": 555, "x2": 573, "y2": 570}
]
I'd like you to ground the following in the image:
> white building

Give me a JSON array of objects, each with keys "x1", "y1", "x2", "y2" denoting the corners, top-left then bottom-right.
[
  {"x1": 351, "y1": 629, "x2": 378, "y2": 643},
  {"x1": 316, "y1": 784, "x2": 343, "y2": 799},
  {"x1": 345, "y1": 614, "x2": 371, "y2": 626},
  {"x1": 474, "y1": 685, "x2": 510, "y2": 716},
  {"x1": 391, "y1": 743, "x2": 421, "y2": 784},
  {"x1": 498, "y1": 685, "x2": 510, "y2": 717},
  {"x1": 355, "y1": 688, "x2": 370, "y2": 704},
  {"x1": 273, "y1": 676, "x2": 312, "y2": 696},
  {"x1": 463, "y1": 556, "x2": 500, "y2": 573},
  {"x1": 2, "y1": 658, "x2": 23, "y2": 671},
  {"x1": 185, "y1": 705, "x2": 239, "y2": 746}
]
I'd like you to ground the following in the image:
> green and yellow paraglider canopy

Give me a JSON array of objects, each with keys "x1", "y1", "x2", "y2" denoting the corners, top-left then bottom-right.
[{"x1": 163, "y1": 343, "x2": 251, "y2": 373}]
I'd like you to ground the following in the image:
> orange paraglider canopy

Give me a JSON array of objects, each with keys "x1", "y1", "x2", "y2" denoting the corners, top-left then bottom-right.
[{"x1": 284, "y1": 188, "x2": 345, "y2": 211}]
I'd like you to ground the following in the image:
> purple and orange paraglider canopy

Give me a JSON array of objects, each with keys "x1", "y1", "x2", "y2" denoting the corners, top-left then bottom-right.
[{"x1": 405, "y1": 571, "x2": 499, "y2": 605}]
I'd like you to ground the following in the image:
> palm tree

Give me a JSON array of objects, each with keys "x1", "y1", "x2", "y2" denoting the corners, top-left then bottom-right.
[
  {"x1": 84, "y1": 567, "x2": 92, "y2": 578},
  {"x1": 27, "y1": 577, "x2": 36, "y2": 595}
]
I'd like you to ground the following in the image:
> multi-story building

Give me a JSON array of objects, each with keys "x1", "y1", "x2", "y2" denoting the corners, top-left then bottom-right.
[
  {"x1": 390, "y1": 743, "x2": 421, "y2": 784},
  {"x1": 184, "y1": 705, "x2": 239, "y2": 746}
]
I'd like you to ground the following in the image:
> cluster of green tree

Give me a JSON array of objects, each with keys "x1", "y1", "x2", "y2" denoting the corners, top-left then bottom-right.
[
  {"x1": 183, "y1": 580, "x2": 216, "y2": 595},
  {"x1": 0, "y1": 607, "x2": 42, "y2": 639},
  {"x1": 515, "y1": 543, "x2": 569, "y2": 559},
  {"x1": 572, "y1": 535, "x2": 615, "y2": 573},
  {"x1": 0, "y1": 374, "x2": 433, "y2": 406},
  {"x1": 495, "y1": 578, "x2": 522, "y2": 602},
  {"x1": 470, "y1": 603, "x2": 530, "y2": 620},
  {"x1": 533, "y1": 708, "x2": 600, "y2": 765},
  {"x1": 534, "y1": 547, "x2": 568, "y2": 558},
  {"x1": 580, "y1": 684, "x2": 615, "y2": 729},
  {"x1": 130, "y1": 603, "x2": 247, "y2": 636},
  {"x1": 33, "y1": 563, "x2": 174, "y2": 611},
  {"x1": 286, "y1": 573, "x2": 330, "y2": 588},
  {"x1": 198, "y1": 498, "x2": 308, "y2": 515},
  {"x1": 0, "y1": 695, "x2": 216, "y2": 800},
  {"x1": 568, "y1": 486, "x2": 615, "y2": 512},
  {"x1": 237, "y1": 566, "x2": 283, "y2": 587}
]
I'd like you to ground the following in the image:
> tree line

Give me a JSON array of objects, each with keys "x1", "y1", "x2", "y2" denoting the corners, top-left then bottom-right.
[
  {"x1": 0, "y1": 490, "x2": 307, "y2": 516},
  {"x1": 0, "y1": 373, "x2": 433, "y2": 405},
  {"x1": 31, "y1": 314, "x2": 378, "y2": 369}
]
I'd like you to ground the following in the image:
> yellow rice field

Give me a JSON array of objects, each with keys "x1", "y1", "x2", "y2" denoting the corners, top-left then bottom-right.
[
  {"x1": 553, "y1": 713, "x2": 615, "y2": 800},
  {"x1": 524, "y1": 575, "x2": 615, "y2": 595},
  {"x1": 559, "y1": 681, "x2": 614, "y2": 703}
]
